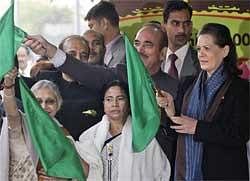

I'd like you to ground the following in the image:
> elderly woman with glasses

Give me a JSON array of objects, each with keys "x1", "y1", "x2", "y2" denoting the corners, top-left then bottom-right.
[{"x1": 2, "y1": 67, "x2": 86, "y2": 180}]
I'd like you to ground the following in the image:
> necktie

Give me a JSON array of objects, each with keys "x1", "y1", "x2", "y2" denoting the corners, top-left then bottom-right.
[{"x1": 168, "y1": 54, "x2": 178, "y2": 79}]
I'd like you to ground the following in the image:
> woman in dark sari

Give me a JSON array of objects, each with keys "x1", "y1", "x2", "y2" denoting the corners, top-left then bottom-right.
[{"x1": 157, "y1": 23, "x2": 249, "y2": 180}]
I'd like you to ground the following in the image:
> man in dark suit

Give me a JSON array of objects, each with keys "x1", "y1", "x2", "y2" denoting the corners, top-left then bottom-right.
[
  {"x1": 134, "y1": 23, "x2": 179, "y2": 180},
  {"x1": 48, "y1": 35, "x2": 103, "y2": 140},
  {"x1": 21, "y1": 35, "x2": 103, "y2": 140},
  {"x1": 133, "y1": 23, "x2": 179, "y2": 98},
  {"x1": 161, "y1": 1, "x2": 200, "y2": 79},
  {"x1": 85, "y1": 1, "x2": 125, "y2": 67}
]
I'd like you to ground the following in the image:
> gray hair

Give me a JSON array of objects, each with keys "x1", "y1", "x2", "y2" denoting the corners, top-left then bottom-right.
[
  {"x1": 31, "y1": 80, "x2": 63, "y2": 109},
  {"x1": 83, "y1": 29, "x2": 105, "y2": 45}
]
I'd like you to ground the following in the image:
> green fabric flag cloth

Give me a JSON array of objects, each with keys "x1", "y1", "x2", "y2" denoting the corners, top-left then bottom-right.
[
  {"x1": 19, "y1": 78, "x2": 85, "y2": 181},
  {"x1": 0, "y1": 3, "x2": 26, "y2": 80},
  {"x1": 124, "y1": 35, "x2": 160, "y2": 152},
  {"x1": 0, "y1": 3, "x2": 14, "y2": 80}
]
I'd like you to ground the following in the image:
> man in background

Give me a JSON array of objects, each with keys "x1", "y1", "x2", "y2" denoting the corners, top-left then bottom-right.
[
  {"x1": 16, "y1": 45, "x2": 35, "y2": 77},
  {"x1": 161, "y1": 1, "x2": 200, "y2": 79},
  {"x1": 85, "y1": 1, "x2": 125, "y2": 67},
  {"x1": 83, "y1": 29, "x2": 105, "y2": 65}
]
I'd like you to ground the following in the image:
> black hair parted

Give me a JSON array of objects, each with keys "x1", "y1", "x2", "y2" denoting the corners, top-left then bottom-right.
[
  {"x1": 163, "y1": 0, "x2": 193, "y2": 23},
  {"x1": 101, "y1": 80, "x2": 129, "y2": 102}
]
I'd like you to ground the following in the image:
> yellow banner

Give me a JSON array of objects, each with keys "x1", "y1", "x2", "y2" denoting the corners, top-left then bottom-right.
[{"x1": 119, "y1": 6, "x2": 250, "y2": 59}]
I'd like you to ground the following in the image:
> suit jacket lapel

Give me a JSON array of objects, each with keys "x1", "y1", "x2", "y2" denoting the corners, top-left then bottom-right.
[
  {"x1": 180, "y1": 46, "x2": 199, "y2": 78},
  {"x1": 105, "y1": 53, "x2": 113, "y2": 67},
  {"x1": 106, "y1": 36, "x2": 124, "y2": 67}
]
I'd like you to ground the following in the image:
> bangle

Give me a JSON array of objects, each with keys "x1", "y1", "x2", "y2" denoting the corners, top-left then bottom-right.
[
  {"x1": 3, "y1": 92, "x2": 14, "y2": 97},
  {"x1": 3, "y1": 83, "x2": 15, "y2": 89}
]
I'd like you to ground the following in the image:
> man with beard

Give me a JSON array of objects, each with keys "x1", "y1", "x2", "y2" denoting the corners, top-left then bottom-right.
[
  {"x1": 83, "y1": 30, "x2": 105, "y2": 65},
  {"x1": 161, "y1": 1, "x2": 200, "y2": 79},
  {"x1": 25, "y1": 23, "x2": 179, "y2": 179}
]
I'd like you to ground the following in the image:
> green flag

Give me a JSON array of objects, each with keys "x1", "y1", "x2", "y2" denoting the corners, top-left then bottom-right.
[
  {"x1": 19, "y1": 78, "x2": 85, "y2": 180},
  {"x1": 124, "y1": 35, "x2": 160, "y2": 152},
  {"x1": 0, "y1": 3, "x2": 14, "y2": 80},
  {"x1": 0, "y1": 2, "x2": 26, "y2": 80}
]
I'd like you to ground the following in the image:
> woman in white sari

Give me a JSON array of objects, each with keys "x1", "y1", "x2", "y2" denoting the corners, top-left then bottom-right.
[{"x1": 75, "y1": 80, "x2": 171, "y2": 181}]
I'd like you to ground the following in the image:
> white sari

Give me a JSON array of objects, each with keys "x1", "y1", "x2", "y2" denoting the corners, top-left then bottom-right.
[{"x1": 75, "y1": 115, "x2": 171, "y2": 181}]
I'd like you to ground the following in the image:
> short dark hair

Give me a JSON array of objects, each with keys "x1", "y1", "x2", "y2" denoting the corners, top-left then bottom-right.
[
  {"x1": 198, "y1": 23, "x2": 241, "y2": 76},
  {"x1": 101, "y1": 80, "x2": 129, "y2": 102},
  {"x1": 85, "y1": 1, "x2": 119, "y2": 27},
  {"x1": 148, "y1": 20, "x2": 161, "y2": 25},
  {"x1": 163, "y1": 0, "x2": 193, "y2": 23}
]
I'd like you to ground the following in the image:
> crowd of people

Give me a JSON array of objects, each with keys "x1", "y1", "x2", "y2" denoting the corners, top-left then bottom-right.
[{"x1": 0, "y1": 1, "x2": 249, "y2": 180}]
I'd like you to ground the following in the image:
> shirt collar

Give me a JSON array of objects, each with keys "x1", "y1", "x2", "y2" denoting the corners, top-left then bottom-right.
[
  {"x1": 166, "y1": 43, "x2": 189, "y2": 62},
  {"x1": 105, "y1": 34, "x2": 122, "y2": 51}
]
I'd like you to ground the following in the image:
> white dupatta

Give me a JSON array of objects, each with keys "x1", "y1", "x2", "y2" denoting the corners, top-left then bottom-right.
[{"x1": 75, "y1": 115, "x2": 171, "y2": 181}]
